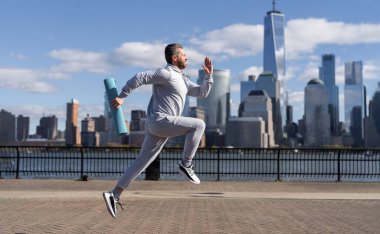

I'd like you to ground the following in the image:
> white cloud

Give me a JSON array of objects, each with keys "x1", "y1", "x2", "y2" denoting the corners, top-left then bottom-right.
[
  {"x1": 231, "y1": 83, "x2": 240, "y2": 93},
  {"x1": 237, "y1": 66, "x2": 263, "y2": 81},
  {"x1": 50, "y1": 49, "x2": 111, "y2": 73},
  {"x1": 336, "y1": 64, "x2": 345, "y2": 84},
  {"x1": 288, "y1": 91, "x2": 304, "y2": 104},
  {"x1": 185, "y1": 48, "x2": 208, "y2": 68},
  {"x1": 190, "y1": 23, "x2": 263, "y2": 57},
  {"x1": 364, "y1": 61, "x2": 380, "y2": 80},
  {"x1": 283, "y1": 66, "x2": 299, "y2": 81},
  {"x1": 286, "y1": 18, "x2": 380, "y2": 59},
  {"x1": 298, "y1": 62, "x2": 319, "y2": 82},
  {"x1": 111, "y1": 42, "x2": 207, "y2": 71},
  {"x1": 44, "y1": 19, "x2": 380, "y2": 77},
  {"x1": 0, "y1": 68, "x2": 60, "y2": 93},
  {"x1": 111, "y1": 42, "x2": 166, "y2": 69},
  {"x1": 4, "y1": 18, "x2": 380, "y2": 96}
]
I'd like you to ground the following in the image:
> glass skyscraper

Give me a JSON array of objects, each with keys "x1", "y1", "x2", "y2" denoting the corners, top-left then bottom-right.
[
  {"x1": 304, "y1": 79, "x2": 331, "y2": 147},
  {"x1": 263, "y1": 1, "x2": 286, "y2": 130},
  {"x1": 344, "y1": 61, "x2": 365, "y2": 145},
  {"x1": 197, "y1": 69, "x2": 230, "y2": 133},
  {"x1": 240, "y1": 75, "x2": 256, "y2": 103},
  {"x1": 320, "y1": 54, "x2": 339, "y2": 135}
]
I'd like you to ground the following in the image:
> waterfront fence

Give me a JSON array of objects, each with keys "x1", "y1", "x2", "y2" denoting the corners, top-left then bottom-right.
[{"x1": 0, "y1": 146, "x2": 379, "y2": 182}]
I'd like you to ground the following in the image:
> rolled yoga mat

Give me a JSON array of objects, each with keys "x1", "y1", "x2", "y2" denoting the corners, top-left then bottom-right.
[{"x1": 104, "y1": 78, "x2": 128, "y2": 135}]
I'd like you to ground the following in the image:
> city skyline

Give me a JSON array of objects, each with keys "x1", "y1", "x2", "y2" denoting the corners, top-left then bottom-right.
[{"x1": 1, "y1": 0, "x2": 380, "y2": 134}]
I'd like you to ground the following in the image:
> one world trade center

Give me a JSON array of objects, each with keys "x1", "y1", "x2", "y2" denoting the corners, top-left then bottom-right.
[{"x1": 263, "y1": 0, "x2": 286, "y2": 133}]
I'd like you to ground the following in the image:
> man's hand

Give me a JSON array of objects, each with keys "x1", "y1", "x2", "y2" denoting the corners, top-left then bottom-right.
[
  {"x1": 111, "y1": 97, "x2": 124, "y2": 110},
  {"x1": 202, "y1": 57, "x2": 213, "y2": 75}
]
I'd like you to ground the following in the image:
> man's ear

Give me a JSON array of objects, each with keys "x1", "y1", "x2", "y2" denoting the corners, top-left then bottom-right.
[
  {"x1": 171, "y1": 54, "x2": 178, "y2": 64},
  {"x1": 172, "y1": 55, "x2": 176, "y2": 61}
]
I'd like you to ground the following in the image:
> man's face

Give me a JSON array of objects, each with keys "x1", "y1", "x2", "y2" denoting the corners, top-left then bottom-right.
[{"x1": 174, "y1": 48, "x2": 187, "y2": 70}]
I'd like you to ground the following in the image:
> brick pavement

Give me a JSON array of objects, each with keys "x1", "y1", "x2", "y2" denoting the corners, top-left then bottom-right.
[{"x1": 1, "y1": 179, "x2": 380, "y2": 233}]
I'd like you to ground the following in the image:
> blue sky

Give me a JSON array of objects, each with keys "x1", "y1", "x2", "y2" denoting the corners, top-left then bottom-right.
[{"x1": 1, "y1": 0, "x2": 380, "y2": 134}]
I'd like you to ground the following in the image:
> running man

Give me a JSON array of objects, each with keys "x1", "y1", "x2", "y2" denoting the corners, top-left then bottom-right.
[{"x1": 103, "y1": 43, "x2": 213, "y2": 218}]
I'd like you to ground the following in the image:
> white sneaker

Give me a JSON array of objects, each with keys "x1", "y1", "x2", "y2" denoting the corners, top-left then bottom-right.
[
  {"x1": 177, "y1": 161, "x2": 200, "y2": 184},
  {"x1": 103, "y1": 191, "x2": 123, "y2": 218}
]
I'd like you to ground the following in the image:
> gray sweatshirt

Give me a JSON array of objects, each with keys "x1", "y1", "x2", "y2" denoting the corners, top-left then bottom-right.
[{"x1": 119, "y1": 64, "x2": 213, "y2": 122}]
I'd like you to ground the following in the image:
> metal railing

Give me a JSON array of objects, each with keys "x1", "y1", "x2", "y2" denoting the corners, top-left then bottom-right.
[{"x1": 0, "y1": 146, "x2": 379, "y2": 182}]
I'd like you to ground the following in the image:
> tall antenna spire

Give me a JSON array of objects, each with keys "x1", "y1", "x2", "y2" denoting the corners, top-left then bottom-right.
[{"x1": 273, "y1": 0, "x2": 276, "y2": 11}]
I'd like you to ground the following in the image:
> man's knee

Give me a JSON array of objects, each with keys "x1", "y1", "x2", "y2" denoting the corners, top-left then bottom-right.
[{"x1": 196, "y1": 119, "x2": 206, "y2": 131}]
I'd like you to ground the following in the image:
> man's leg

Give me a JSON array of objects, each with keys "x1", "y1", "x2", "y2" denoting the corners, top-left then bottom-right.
[
  {"x1": 103, "y1": 132, "x2": 167, "y2": 218},
  {"x1": 148, "y1": 116, "x2": 205, "y2": 165},
  {"x1": 147, "y1": 116, "x2": 205, "y2": 183},
  {"x1": 115, "y1": 132, "x2": 168, "y2": 191}
]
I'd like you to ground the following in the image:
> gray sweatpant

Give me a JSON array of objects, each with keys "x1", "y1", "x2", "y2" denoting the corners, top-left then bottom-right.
[{"x1": 116, "y1": 116, "x2": 205, "y2": 189}]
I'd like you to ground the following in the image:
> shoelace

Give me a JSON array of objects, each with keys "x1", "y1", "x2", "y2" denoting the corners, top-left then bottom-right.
[{"x1": 116, "y1": 200, "x2": 125, "y2": 210}]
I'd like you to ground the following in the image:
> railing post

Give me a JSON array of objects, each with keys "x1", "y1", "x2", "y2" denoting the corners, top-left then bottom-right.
[
  {"x1": 217, "y1": 148, "x2": 220, "y2": 181},
  {"x1": 80, "y1": 147, "x2": 84, "y2": 179},
  {"x1": 16, "y1": 146, "x2": 20, "y2": 179},
  {"x1": 277, "y1": 149, "x2": 281, "y2": 181},
  {"x1": 145, "y1": 155, "x2": 160, "y2": 180},
  {"x1": 337, "y1": 150, "x2": 341, "y2": 182}
]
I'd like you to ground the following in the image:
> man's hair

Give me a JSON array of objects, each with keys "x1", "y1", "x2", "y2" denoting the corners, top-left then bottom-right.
[{"x1": 165, "y1": 43, "x2": 183, "y2": 64}]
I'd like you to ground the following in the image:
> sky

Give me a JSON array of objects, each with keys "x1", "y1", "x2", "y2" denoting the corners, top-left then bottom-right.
[{"x1": 1, "y1": 0, "x2": 380, "y2": 134}]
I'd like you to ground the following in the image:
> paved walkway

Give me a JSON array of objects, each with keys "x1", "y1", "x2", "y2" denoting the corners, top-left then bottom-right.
[{"x1": 1, "y1": 179, "x2": 380, "y2": 233}]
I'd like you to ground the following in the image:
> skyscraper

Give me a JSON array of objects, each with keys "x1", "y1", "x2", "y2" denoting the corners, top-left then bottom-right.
[
  {"x1": 129, "y1": 109, "x2": 147, "y2": 147},
  {"x1": 226, "y1": 117, "x2": 268, "y2": 148},
  {"x1": 197, "y1": 69, "x2": 230, "y2": 133},
  {"x1": 0, "y1": 109, "x2": 16, "y2": 145},
  {"x1": 81, "y1": 114, "x2": 99, "y2": 147},
  {"x1": 17, "y1": 115, "x2": 30, "y2": 142},
  {"x1": 320, "y1": 54, "x2": 339, "y2": 135},
  {"x1": 263, "y1": 0, "x2": 287, "y2": 129},
  {"x1": 241, "y1": 90, "x2": 275, "y2": 147},
  {"x1": 286, "y1": 105, "x2": 293, "y2": 126},
  {"x1": 304, "y1": 79, "x2": 331, "y2": 147},
  {"x1": 254, "y1": 72, "x2": 282, "y2": 144},
  {"x1": 36, "y1": 115, "x2": 58, "y2": 140},
  {"x1": 344, "y1": 61, "x2": 365, "y2": 146},
  {"x1": 130, "y1": 110, "x2": 147, "y2": 131},
  {"x1": 93, "y1": 115, "x2": 107, "y2": 132},
  {"x1": 65, "y1": 99, "x2": 81, "y2": 146},
  {"x1": 240, "y1": 75, "x2": 256, "y2": 103},
  {"x1": 364, "y1": 87, "x2": 380, "y2": 147}
]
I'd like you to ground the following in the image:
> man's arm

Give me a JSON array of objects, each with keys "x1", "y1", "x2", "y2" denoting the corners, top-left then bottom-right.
[{"x1": 111, "y1": 68, "x2": 170, "y2": 109}]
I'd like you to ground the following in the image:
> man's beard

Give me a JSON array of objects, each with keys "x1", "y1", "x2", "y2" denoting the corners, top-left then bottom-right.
[{"x1": 177, "y1": 60, "x2": 187, "y2": 70}]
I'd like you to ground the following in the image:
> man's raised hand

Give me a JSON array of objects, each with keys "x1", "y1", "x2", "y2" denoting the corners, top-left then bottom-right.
[{"x1": 202, "y1": 57, "x2": 213, "y2": 75}]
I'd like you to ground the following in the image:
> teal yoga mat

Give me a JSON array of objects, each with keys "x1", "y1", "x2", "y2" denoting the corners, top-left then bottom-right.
[{"x1": 104, "y1": 78, "x2": 128, "y2": 135}]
